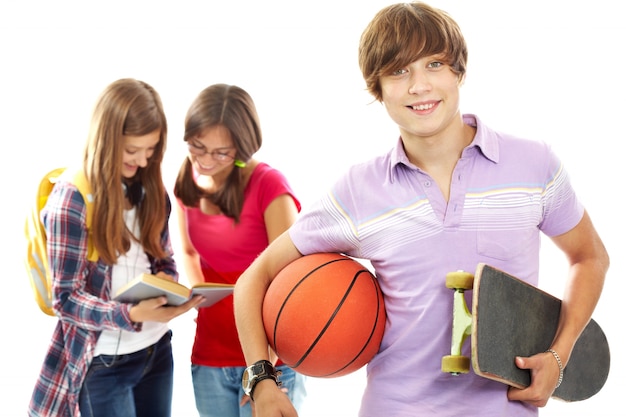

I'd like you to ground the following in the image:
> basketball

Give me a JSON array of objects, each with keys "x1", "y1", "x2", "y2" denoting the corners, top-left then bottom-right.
[{"x1": 262, "y1": 252, "x2": 386, "y2": 378}]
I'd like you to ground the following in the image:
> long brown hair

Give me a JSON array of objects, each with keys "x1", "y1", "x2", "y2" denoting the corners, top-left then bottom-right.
[
  {"x1": 174, "y1": 84, "x2": 262, "y2": 222},
  {"x1": 83, "y1": 78, "x2": 168, "y2": 265}
]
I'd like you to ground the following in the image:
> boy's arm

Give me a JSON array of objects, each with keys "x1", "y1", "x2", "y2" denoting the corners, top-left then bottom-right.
[
  {"x1": 508, "y1": 210, "x2": 609, "y2": 406},
  {"x1": 234, "y1": 231, "x2": 303, "y2": 415}
]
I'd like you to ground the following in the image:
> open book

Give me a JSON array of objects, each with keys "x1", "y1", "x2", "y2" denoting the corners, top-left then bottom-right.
[{"x1": 114, "y1": 273, "x2": 234, "y2": 308}]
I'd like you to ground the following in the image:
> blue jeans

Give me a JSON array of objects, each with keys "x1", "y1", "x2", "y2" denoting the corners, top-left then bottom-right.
[
  {"x1": 191, "y1": 364, "x2": 307, "y2": 417},
  {"x1": 79, "y1": 330, "x2": 174, "y2": 417}
]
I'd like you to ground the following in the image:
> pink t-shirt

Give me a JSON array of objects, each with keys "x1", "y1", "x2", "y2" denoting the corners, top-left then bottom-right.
[{"x1": 179, "y1": 163, "x2": 300, "y2": 366}]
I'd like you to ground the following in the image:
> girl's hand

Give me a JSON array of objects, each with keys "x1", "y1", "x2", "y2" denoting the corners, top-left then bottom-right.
[{"x1": 129, "y1": 295, "x2": 205, "y2": 323}]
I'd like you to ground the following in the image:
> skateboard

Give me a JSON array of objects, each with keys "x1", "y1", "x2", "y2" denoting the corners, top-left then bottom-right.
[{"x1": 441, "y1": 263, "x2": 610, "y2": 402}]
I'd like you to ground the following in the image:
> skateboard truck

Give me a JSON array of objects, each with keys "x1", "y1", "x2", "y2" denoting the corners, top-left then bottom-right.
[
  {"x1": 441, "y1": 270, "x2": 474, "y2": 375},
  {"x1": 440, "y1": 264, "x2": 610, "y2": 401}
]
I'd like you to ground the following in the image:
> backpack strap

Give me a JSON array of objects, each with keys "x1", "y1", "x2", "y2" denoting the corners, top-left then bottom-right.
[{"x1": 62, "y1": 169, "x2": 99, "y2": 262}]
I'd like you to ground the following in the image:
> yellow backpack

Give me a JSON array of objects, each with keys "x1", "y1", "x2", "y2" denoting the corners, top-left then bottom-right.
[{"x1": 24, "y1": 168, "x2": 98, "y2": 316}]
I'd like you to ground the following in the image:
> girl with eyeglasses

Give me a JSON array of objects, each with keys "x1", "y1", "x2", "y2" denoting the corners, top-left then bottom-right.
[{"x1": 174, "y1": 83, "x2": 307, "y2": 417}]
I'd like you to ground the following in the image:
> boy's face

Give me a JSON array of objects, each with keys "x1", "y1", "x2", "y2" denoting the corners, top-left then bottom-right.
[{"x1": 379, "y1": 54, "x2": 462, "y2": 141}]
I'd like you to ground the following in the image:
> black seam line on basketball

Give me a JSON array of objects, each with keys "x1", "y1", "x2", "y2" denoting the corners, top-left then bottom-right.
[
  {"x1": 272, "y1": 257, "x2": 352, "y2": 355},
  {"x1": 321, "y1": 271, "x2": 383, "y2": 377},
  {"x1": 289, "y1": 268, "x2": 360, "y2": 370}
]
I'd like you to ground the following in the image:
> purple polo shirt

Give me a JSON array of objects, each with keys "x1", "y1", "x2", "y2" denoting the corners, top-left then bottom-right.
[{"x1": 289, "y1": 114, "x2": 583, "y2": 417}]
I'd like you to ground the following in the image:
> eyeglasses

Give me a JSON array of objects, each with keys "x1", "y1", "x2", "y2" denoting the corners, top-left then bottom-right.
[{"x1": 187, "y1": 141, "x2": 236, "y2": 163}]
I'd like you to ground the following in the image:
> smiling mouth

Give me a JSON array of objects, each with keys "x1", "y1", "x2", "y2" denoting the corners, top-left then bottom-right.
[
  {"x1": 197, "y1": 161, "x2": 215, "y2": 170},
  {"x1": 410, "y1": 103, "x2": 435, "y2": 111}
]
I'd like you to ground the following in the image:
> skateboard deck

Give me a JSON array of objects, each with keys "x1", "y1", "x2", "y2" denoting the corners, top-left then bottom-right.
[{"x1": 442, "y1": 263, "x2": 610, "y2": 402}]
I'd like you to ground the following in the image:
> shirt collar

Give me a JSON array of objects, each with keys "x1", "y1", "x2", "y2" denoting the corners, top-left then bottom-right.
[
  {"x1": 388, "y1": 114, "x2": 500, "y2": 183},
  {"x1": 462, "y1": 114, "x2": 499, "y2": 163}
]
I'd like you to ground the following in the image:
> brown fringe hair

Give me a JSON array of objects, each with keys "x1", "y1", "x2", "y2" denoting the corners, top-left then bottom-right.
[
  {"x1": 174, "y1": 84, "x2": 262, "y2": 222},
  {"x1": 358, "y1": 1, "x2": 468, "y2": 102}
]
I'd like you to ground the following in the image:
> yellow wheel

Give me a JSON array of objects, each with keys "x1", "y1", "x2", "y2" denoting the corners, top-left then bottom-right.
[
  {"x1": 441, "y1": 355, "x2": 470, "y2": 374},
  {"x1": 445, "y1": 271, "x2": 474, "y2": 290}
]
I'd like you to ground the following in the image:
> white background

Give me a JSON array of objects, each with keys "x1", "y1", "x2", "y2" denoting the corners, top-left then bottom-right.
[{"x1": 1, "y1": 1, "x2": 623, "y2": 416}]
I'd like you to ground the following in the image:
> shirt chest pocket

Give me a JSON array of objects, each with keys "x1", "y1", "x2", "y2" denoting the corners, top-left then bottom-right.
[
  {"x1": 473, "y1": 194, "x2": 543, "y2": 261},
  {"x1": 477, "y1": 228, "x2": 538, "y2": 261}
]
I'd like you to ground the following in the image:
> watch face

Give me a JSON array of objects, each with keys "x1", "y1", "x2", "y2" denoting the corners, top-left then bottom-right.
[
  {"x1": 242, "y1": 367, "x2": 253, "y2": 394},
  {"x1": 242, "y1": 360, "x2": 277, "y2": 397}
]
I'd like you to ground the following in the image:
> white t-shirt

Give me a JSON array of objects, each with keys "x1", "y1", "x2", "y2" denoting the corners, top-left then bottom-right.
[{"x1": 94, "y1": 207, "x2": 169, "y2": 356}]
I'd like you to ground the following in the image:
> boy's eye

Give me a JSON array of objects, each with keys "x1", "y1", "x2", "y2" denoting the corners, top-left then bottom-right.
[
  {"x1": 391, "y1": 68, "x2": 408, "y2": 76},
  {"x1": 428, "y1": 61, "x2": 445, "y2": 69}
]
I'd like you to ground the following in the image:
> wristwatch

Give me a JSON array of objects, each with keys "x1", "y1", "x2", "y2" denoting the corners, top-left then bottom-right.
[{"x1": 242, "y1": 360, "x2": 281, "y2": 400}]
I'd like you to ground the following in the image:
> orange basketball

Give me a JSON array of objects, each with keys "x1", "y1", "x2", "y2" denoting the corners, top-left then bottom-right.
[{"x1": 263, "y1": 252, "x2": 386, "y2": 377}]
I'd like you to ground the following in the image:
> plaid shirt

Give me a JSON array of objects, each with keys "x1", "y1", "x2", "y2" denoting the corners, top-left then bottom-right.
[{"x1": 28, "y1": 180, "x2": 177, "y2": 417}]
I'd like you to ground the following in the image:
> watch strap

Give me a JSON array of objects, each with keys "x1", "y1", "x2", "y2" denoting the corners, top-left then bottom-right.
[
  {"x1": 244, "y1": 360, "x2": 281, "y2": 401},
  {"x1": 252, "y1": 359, "x2": 275, "y2": 375},
  {"x1": 249, "y1": 373, "x2": 278, "y2": 401}
]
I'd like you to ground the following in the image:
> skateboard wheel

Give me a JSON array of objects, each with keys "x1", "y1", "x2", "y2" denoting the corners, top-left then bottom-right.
[
  {"x1": 441, "y1": 355, "x2": 470, "y2": 374},
  {"x1": 445, "y1": 271, "x2": 474, "y2": 290}
]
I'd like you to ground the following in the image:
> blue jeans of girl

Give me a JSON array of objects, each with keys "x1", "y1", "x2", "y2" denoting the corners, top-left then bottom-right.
[
  {"x1": 191, "y1": 363, "x2": 307, "y2": 417},
  {"x1": 79, "y1": 330, "x2": 174, "y2": 417}
]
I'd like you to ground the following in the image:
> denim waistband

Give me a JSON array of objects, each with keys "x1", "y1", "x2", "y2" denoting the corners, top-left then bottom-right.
[{"x1": 96, "y1": 329, "x2": 172, "y2": 366}]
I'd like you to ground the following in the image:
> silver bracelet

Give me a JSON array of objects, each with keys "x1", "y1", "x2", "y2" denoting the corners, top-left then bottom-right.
[{"x1": 546, "y1": 349, "x2": 563, "y2": 388}]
